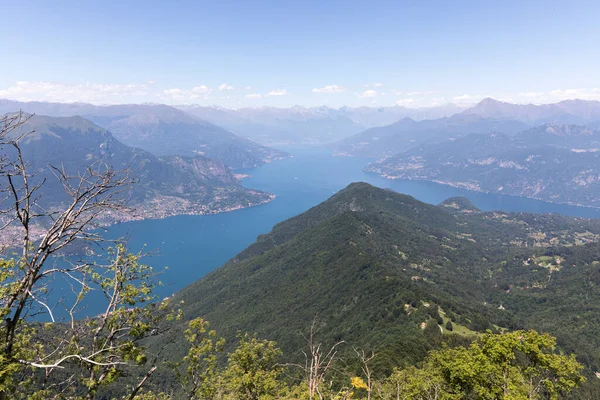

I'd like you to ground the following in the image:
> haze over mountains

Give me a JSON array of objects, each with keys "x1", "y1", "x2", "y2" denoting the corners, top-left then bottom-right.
[
  {"x1": 335, "y1": 98, "x2": 600, "y2": 158},
  {"x1": 5, "y1": 97, "x2": 600, "y2": 210},
  {"x1": 334, "y1": 114, "x2": 530, "y2": 158},
  {"x1": 180, "y1": 103, "x2": 464, "y2": 145},
  {"x1": 0, "y1": 100, "x2": 286, "y2": 169},
  {"x1": 4, "y1": 97, "x2": 600, "y2": 153},
  {"x1": 461, "y1": 98, "x2": 600, "y2": 126}
]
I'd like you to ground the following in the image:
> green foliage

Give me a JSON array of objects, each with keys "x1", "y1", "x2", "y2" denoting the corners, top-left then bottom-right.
[
  {"x1": 221, "y1": 333, "x2": 284, "y2": 400},
  {"x1": 159, "y1": 182, "x2": 600, "y2": 390},
  {"x1": 428, "y1": 330, "x2": 585, "y2": 399},
  {"x1": 372, "y1": 330, "x2": 584, "y2": 400},
  {"x1": 0, "y1": 245, "x2": 172, "y2": 399},
  {"x1": 173, "y1": 322, "x2": 287, "y2": 399},
  {"x1": 1, "y1": 182, "x2": 598, "y2": 398},
  {"x1": 375, "y1": 366, "x2": 460, "y2": 400},
  {"x1": 173, "y1": 317, "x2": 226, "y2": 399}
]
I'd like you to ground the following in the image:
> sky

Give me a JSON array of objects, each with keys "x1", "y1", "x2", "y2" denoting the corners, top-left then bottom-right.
[{"x1": 0, "y1": 0, "x2": 599, "y2": 108}]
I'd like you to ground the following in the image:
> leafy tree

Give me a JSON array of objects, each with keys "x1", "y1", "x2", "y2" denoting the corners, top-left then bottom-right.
[
  {"x1": 429, "y1": 330, "x2": 585, "y2": 399},
  {"x1": 445, "y1": 321, "x2": 453, "y2": 332},
  {"x1": 173, "y1": 317, "x2": 226, "y2": 399},
  {"x1": 374, "y1": 366, "x2": 459, "y2": 400},
  {"x1": 423, "y1": 319, "x2": 443, "y2": 340},
  {"x1": 221, "y1": 333, "x2": 284, "y2": 399}
]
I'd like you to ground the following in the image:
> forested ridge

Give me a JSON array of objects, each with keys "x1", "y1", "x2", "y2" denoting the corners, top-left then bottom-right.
[{"x1": 141, "y1": 182, "x2": 600, "y2": 398}]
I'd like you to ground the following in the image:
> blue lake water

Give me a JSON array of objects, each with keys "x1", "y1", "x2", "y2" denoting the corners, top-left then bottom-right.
[{"x1": 100, "y1": 145, "x2": 600, "y2": 301}]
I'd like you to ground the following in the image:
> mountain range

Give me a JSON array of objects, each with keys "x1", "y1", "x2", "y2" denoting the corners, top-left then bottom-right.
[
  {"x1": 0, "y1": 100, "x2": 287, "y2": 169},
  {"x1": 5, "y1": 98, "x2": 600, "y2": 154},
  {"x1": 334, "y1": 113, "x2": 530, "y2": 158},
  {"x1": 461, "y1": 98, "x2": 600, "y2": 126},
  {"x1": 366, "y1": 124, "x2": 600, "y2": 207},
  {"x1": 334, "y1": 98, "x2": 600, "y2": 159},
  {"x1": 0, "y1": 114, "x2": 273, "y2": 246},
  {"x1": 179, "y1": 103, "x2": 464, "y2": 146}
]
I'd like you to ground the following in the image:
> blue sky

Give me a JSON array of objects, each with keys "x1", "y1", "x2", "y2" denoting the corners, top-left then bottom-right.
[{"x1": 1, "y1": 0, "x2": 599, "y2": 108}]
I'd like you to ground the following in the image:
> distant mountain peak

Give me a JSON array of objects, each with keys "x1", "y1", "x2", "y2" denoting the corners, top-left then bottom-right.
[
  {"x1": 466, "y1": 98, "x2": 513, "y2": 114},
  {"x1": 460, "y1": 98, "x2": 600, "y2": 126},
  {"x1": 477, "y1": 97, "x2": 505, "y2": 106},
  {"x1": 393, "y1": 116, "x2": 417, "y2": 126}
]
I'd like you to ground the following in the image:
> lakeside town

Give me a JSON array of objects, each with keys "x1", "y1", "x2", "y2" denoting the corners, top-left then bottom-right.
[{"x1": 0, "y1": 190, "x2": 275, "y2": 250}]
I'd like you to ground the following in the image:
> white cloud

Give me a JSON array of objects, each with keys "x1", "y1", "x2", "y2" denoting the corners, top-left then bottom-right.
[
  {"x1": 162, "y1": 88, "x2": 178, "y2": 95},
  {"x1": 358, "y1": 89, "x2": 377, "y2": 98},
  {"x1": 468, "y1": 88, "x2": 600, "y2": 106},
  {"x1": 406, "y1": 90, "x2": 439, "y2": 96},
  {"x1": 245, "y1": 86, "x2": 252, "y2": 90},
  {"x1": 451, "y1": 94, "x2": 489, "y2": 105},
  {"x1": 218, "y1": 83, "x2": 234, "y2": 91},
  {"x1": 394, "y1": 95, "x2": 447, "y2": 108},
  {"x1": 395, "y1": 98, "x2": 416, "y2": 106},
  {"x1": 312, "y1": 85, "x2": 346, "y2": 94},
  {"x1": 267, "y1": 89, "x2": 287, "y2": 96},
  {"x1": 245, "y1": 93, "x2": 262, "y2": 99},
  {"x1": 373, "y1": 83, "x2": 383, "y2": 87},
  {"x1": 539, "y1": 88, "x2": 600, "y2": 102},
  {"x1": 191, "y1": 85, "x2": 210, "y2": 94},
  {"x1": 160, "y1": 85, "x2": 212, "y2": 102},
  {"x1": 515, "y1": 91, "x2": 545, "y2": 99},
  {"x1": 0, "y1": 80, "x2": 153, "y2": 104}
]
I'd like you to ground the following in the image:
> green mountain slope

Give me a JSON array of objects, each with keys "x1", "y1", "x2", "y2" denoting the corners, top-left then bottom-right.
[
  {"x1": 1, "y1": 114, "x2": 272, "y2": 237},
  {"x1": 163, "y1": 183, "x2": 600, "y2": 377}
]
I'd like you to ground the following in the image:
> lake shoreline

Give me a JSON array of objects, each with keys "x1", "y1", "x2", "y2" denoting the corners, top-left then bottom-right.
[{"x1": 373, "y1": 174, "x2": 600, "y2": 211}]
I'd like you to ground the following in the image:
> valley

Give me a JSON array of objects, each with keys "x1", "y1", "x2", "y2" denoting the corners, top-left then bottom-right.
[{"x1": 4, "y1": 103, "x2": 600, "y2": 399}]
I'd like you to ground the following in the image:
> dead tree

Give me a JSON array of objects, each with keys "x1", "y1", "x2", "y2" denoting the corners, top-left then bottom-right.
[
  {"x1": 353, "y1": 348, "x2": 376, "y2": 400},
  {"x1": 0, "y1": 112, "x2": 168, "y2": 399},
  {"x1": 285, "y1": 317, "x2": 345, "y2": 399}
]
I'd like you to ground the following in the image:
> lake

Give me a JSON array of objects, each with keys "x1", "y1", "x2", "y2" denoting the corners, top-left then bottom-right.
[{"x1": 101, "y1": 145, "x2": 600, "y2": 301}]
